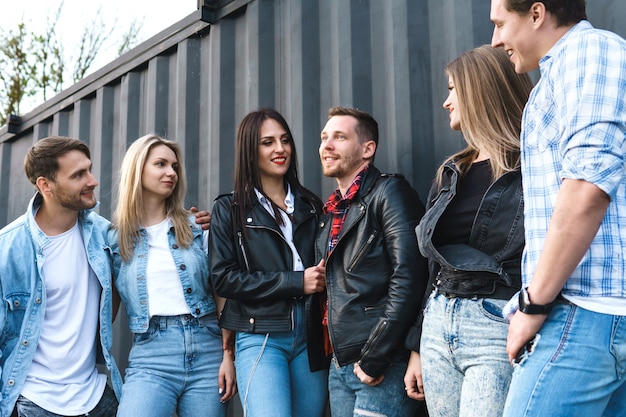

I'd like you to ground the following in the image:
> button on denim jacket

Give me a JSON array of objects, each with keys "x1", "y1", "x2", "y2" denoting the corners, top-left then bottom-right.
[
  {"x1": 0, "y1": 194, "x2": 123, "y2": 417},
  {"x1": 108, "y1": 217, "x2": 216, "y2": 334}
]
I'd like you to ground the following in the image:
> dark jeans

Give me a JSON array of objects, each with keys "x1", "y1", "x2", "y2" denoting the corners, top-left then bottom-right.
[{"x1": 13, "y1": 384, "x2": 118, "y2": 417}]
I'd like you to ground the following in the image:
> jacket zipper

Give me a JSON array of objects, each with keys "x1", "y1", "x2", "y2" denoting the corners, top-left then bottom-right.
[
  {"x1": 246, "y1": 224, "x2": 295, "y2": 265},
  {"x1": 243, "y1": 224, "x2": 297, "y2": 330},
  {"x1": 237, "y1": 231, "x2": 250, "y2": 270},
  {"x1": 347, "y1": 231, "x2": 378, "y2": 272},
  {"x1": 358, "y1": 319, "x2": 388, "y2": 364}
]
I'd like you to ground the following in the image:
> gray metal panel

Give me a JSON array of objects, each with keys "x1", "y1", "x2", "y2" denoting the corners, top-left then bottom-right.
[{"x1": 1, "y1": 1, "x2": 624, "y2": 415}]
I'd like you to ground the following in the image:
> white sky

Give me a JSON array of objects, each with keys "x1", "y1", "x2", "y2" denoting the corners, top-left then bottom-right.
[{"x1": 2, "y1": 0, "x2": 197, "y2": 112}]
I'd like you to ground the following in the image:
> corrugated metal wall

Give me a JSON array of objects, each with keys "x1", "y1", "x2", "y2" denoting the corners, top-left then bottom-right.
[
  {"x1": 3, "y1": 0, "x2": 624, "y2": 222},
  {"x1": 1, "y1": 0, "x2": 624, "y2": 414}
]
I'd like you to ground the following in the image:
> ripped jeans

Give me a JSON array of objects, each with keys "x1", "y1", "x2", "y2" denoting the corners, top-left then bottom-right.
[
  {"x1": 420, "y1": 292, "x2": 512, "y2": 417},
  {"x1": 503, "y1": 303, "x2": 626, "y2": 417},
  {"x1": 328, "y1": 353, "x2": 418, "y2": 417}
]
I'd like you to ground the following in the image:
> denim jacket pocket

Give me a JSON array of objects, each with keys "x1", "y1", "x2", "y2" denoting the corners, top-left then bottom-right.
[{"x1": 3, "y1": 293, "x2": 31, "y2": 338}]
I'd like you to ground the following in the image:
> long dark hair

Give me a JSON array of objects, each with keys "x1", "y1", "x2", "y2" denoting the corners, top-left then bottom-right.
[{"x1": 233, "y1": 108, "x2": 320, "y2": 229}]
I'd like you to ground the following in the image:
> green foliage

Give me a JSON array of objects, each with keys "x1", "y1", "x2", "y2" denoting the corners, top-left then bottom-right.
[
  {"x1": 0, "y1": 2, "x2": 142, "y2": 127},
  {"x1": 0, "y1": 23, "x2": 37, "y2": 125}
]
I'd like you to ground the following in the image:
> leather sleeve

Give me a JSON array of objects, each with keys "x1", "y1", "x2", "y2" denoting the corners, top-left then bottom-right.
[{"x1": 358, "y1": 177, "x2": 429, "y2": 377}]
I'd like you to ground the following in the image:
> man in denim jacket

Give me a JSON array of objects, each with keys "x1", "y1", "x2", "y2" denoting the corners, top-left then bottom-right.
[{"x1": 0, "y1": 137, "x2": 122, "y2": 417}]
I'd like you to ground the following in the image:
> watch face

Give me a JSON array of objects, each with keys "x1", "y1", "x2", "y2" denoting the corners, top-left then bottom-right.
[{"x1": 519, "y1": 287, "x2": 553, "y2": 315}]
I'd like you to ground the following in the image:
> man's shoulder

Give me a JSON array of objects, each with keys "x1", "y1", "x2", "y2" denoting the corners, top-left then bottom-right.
[
  {"x1": 562, "y1": 21, "x2": 626, "y2": 54},
  {"x1": 371, "y1": 171, "x2": 415, "y2": 195},
  {"x1": 82, "y1": 210, "x2": 111, "y2": 227},
  {"x1": 0, "y1": 214, "x2": 28, "y2": 240},
  {"x1": 80, "y1": 210, "x2": 112, "y2": 244}
]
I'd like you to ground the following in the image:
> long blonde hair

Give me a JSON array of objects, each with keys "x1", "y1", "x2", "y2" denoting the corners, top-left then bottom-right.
[
  {"x1": 436, "y1": 45, "x2": 533, "y2": 188},
  {"x1": 113, "y1": 134, "x2": 192, "y2": 262}
]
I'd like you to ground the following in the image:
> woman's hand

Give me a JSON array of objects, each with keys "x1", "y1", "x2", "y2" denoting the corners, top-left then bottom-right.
[
  {"x1": 303, "y1": 259, "x2": 326, "y2": 294},
  {"x1": 218, "y1": 348, "x2": 237, "y2": 403},
  {"x1": 404, "y1": 351, "x2": 425, "y2": 401}
]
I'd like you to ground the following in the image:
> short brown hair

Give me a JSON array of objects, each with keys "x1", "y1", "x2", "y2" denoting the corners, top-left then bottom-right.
[
  {"x1": 24, "y1": 136, "x2": 91, "y2": 185},
  {"x1": 327, "y1": 106, "x2": 379, "y2": 147},
  {"x1": 505, "y1": 0, "x2": 586, "y2": 27}
]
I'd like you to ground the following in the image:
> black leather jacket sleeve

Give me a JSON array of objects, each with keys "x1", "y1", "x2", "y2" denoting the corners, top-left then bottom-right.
[
  {"x1": 357, "y1": 176, "x2": 427, "y2": 377},
  {"x1": 209, "y1": 195, "x2": 305, "y2": 301}
]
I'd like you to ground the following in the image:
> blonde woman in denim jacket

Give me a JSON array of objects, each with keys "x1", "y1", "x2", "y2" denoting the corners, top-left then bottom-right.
[
  {"x1": 403, "y1": 46, "x2": 533, "y2": 417},
  {"x1": 109, "y1": 135, "x2": 236, "y2": 417}
]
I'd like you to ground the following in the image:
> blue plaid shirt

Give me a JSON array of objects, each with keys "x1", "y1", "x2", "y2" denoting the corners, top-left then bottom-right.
[{"x1": 521, "y1": 21, "x2": 626, "y2": 297}]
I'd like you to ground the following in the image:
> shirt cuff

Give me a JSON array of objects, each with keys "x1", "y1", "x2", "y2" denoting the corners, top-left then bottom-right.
[{"x1": 503, "y1": 291, "x2": 520, "y2": 321}]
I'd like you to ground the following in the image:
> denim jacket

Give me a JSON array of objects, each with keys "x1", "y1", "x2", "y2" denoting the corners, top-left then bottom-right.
[
  {"x1": 0, "y1": 194, "x2": 122, "y2": 417},
  {"x1": 418, "y1": 162, "x2": 525, "y2": 287},
  {"x1": 108, "y1": 217, "x2": 216, "y2": 333},
  {"x1": 405, "y1": 162, "x2": 524, "y2": 351}
]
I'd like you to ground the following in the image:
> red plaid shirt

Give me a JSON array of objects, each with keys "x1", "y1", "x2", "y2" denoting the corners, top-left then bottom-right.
[{"x1": 321, "y1": 166, "x2": 368, "y2": 343}]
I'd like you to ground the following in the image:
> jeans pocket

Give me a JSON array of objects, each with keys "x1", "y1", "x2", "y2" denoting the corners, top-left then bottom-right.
[
  {"x1": 478, "y1": 298, "x2": 509, "y2": 324},
  {"x1": 423, "y1": 291, "x2": 436, "y2": 315},
  {"x1": 199, "y1": 315, "x2": 222, "y2": 339},
  {"x1": 133, "y1": 325, "x2": 159, "y2": 346}
]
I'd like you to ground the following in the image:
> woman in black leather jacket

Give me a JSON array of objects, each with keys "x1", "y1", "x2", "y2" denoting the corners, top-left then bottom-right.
[
  {"x1": 209, "y1": 109, "x2": 328, "y2": 417},
  {"x1": 403, "y1": 46, "x2": 534, "y2": 417}
]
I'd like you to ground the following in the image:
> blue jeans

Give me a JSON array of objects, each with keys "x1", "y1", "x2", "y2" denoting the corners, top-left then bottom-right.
[
  {"x1": 328, "y1": 353, "x2": 417, "y2": 417},
  {"x1": 234, "y1": 301, "x2": 328, "y2": 417},
  {"x1": 420, "y1": 293, "x2": 511, "y2": 417},
  {"x1": 503, "y1": 303, "x2": 626, "y2": 417},
  {"x1": 14, "y1": 384, "x2": 118, "y2": 417},
  {"x1": 116, "y1": 314, "x2": 226, "y2": 417}
]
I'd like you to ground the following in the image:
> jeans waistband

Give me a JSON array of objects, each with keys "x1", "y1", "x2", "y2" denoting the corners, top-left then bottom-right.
[
  {"x1": 434, "y1": 283, "x2": 518, "y2": 300},
  {"x1": 435, "y1": 268, "x2": 519, "y2": 300},
  {"x1": 151, "y1": 313, "x2": 216, "y2": 329}
]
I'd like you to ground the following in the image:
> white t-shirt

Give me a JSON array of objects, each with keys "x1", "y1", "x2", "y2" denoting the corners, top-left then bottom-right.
[
  {"x1": 145, "y1": 218, "x2": 191, "y2": 317},
  {"x1": 21, "y1": 220, "x2": 106, "y2": 415}
]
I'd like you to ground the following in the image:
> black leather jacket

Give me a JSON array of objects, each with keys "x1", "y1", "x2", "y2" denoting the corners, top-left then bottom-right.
[
  {"x1": 315, "y1": 165, "x2": 428, "y2": 378},
  {"x1": 405, "y1": 162, "x2": 524, "y2": 351},
  {"x1": 209, "y1": 187, "x2": 327, "y2": 371}
]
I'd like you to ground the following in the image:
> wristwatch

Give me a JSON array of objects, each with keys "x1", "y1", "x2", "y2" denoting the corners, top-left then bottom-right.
[{"x1": 518, "y1": 287, "x2": 557, "y2": 315}]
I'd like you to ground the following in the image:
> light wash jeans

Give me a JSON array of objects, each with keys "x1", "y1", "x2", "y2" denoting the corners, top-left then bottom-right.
[
  {"x1": 116, "y1": 313, "x2": 226, "y2": 417},
  {"x1": 503, "y1": 303, "x2": 626, "y2": 417},
  {"x1": 328, "y1": 353, "x2": 417, "y2": 417},
  {"x1": 420, "y1": 292, "x2": 511, "y2": 417},
  {"x1": 15, "y1": 385, "x2": 118, "y2": 417},
  {"x1": 234, "y1": 301, "x2": 328, "y2": 417}
]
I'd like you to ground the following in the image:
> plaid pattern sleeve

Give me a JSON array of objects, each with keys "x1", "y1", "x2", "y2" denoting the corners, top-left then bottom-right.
[{"x1": 520, "y1": 21, "x2": 626, "y2": 297}]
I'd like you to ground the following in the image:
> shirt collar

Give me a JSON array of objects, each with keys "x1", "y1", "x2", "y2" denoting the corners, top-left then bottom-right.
[
  {"x1": 540, "y1": 20, "x2": 592, "y2": 69},
  {"x1": 254, "y1": 183, "x2": 294, "y2": 215}
]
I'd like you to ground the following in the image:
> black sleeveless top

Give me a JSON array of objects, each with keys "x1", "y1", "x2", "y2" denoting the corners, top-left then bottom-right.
[{"x1": 432, "y1": 159, "x2": 492, "y2": 247}]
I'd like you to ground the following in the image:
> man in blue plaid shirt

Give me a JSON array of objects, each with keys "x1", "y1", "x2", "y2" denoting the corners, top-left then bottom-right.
[{"x1": 490, "y1": 0, "x2": 626, "y2": 416}]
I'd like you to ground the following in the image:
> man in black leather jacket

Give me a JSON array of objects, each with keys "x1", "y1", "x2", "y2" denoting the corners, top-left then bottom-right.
[{"x1": 316, "y1": 106, "x2": 428, "y2": 417}]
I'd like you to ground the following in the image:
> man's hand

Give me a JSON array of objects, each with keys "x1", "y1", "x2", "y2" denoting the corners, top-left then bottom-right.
[
  {"x1": 190, "y1": 206, "x2": 211, "y2": 231},
  {"x1": 353, "y1": 362, "x2": 384, "y2": 386},
  {"x1": 403, "y1": 351, "x2": 425, "y2": 400},
  {"x1": 303, "y1": 259, "x2": 326, "y2": 294},
  {"x1": 506, "y1": 310, "x2": 547, "y2": 364}
]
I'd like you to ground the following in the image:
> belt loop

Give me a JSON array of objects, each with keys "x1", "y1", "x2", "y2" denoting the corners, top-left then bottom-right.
[{"x1": 159, "y1": 316, "x2": 167, "y2": 330}]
